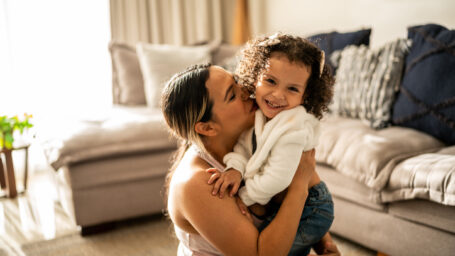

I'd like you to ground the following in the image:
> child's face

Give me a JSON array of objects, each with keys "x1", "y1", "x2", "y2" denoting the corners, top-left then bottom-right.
[{"x1": 255, "y1": 52, "x2": 311, "y2": 119}]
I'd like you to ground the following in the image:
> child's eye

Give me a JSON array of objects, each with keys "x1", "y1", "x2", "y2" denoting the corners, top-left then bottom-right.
[
  {"x1": 266, "y1": 78, "x2": 275, "y2": 85},
  {"x1": 289, "y1": 87, "x2": 299, "y2": 92}
]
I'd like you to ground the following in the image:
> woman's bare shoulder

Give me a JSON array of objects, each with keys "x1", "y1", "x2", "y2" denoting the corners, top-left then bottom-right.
[{"x1": 172, "y1": 153, "x2": 213, "y2": 200}]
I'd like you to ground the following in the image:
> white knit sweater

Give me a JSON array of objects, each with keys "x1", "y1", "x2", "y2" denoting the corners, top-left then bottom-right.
[{"x1": 223, "y1": 106, "x2": 320, "y2": 206}]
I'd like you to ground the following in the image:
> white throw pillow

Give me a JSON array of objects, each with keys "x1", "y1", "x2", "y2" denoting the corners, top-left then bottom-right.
[{"x1": 136, "y1": 43, "x2": 212, "y2": 108}]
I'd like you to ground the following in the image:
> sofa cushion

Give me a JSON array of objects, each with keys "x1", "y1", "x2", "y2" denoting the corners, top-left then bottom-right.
[
  {"x1": 317, "y1": 163, "x2": 385, "y2": 211},
  {"x1": 388, "y1": 200, "x2": 455, "y2": 234},
  {"x1": 67, "y1": 150, "x2": 173, "y2": 189},
  {"x1": 109, "y1": 42, "x2": 146, "y2": 105},
  {"x1": 136, "y1": 43, "x2": 212, "y2": 108},
  {"x1": 392, "y1": 24, "x2": 455, "y2": 145},
  {"x1": 41, "y1": 106, "x2": 177, "y2": 170},
  {"x1": 315, "y1": 115, "x2": 444, "y2": 190},
  {"x1": 308, "y1": 28, "x2": 371, "y2": 74},
  {"x1": 330, "y1": 39, "x2": 409, "y2": 129},
  {"x1": 382, "y1": 146, "x2": 455, "y2": 205},
  {"x1": 213, "y1": 44, "x2": 243, "y2": 72}
]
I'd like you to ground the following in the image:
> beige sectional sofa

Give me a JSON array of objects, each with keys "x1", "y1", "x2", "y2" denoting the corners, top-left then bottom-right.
[
  {"x1": 42, "y1": 26, "x2": 454, "y2": 256},
  {"x1": 315, "y1": 116, "x2": 454, "y2": 255}
]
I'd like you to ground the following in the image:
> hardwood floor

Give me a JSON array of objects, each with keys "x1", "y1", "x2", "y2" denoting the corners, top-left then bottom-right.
[{"x1": 0, "y1": 169, "x2": 78, "y2": 246}]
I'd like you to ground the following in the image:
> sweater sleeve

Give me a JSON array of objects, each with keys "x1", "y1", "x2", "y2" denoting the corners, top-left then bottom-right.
[
  {"x1": 223, "y1": 130, "x2": 252, "y2": 176},
  {"x1": 239, "y1": 137, "x2": 305, "y2": 206}
]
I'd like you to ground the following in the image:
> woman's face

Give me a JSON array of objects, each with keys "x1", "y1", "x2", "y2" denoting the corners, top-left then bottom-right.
[{"x1": 206, "y1": 66, "x2": 256, "y2": 139}]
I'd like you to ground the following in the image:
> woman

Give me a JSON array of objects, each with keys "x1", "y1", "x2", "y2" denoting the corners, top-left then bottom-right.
[{"x1": 161, "y1": 63, "x2": 339, "y2": 255}]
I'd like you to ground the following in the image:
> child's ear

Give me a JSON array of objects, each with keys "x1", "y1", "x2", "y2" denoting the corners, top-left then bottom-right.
[{"x1": 195, "y1": 121, "x2": 219, "y2": 137}]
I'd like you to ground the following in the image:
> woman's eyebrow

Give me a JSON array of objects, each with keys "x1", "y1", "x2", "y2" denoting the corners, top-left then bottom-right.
[{"x1": 223, "y1": 84, "x2": 234, "y2": 102}]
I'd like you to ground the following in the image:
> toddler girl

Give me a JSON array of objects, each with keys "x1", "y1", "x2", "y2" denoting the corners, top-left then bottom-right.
[{"x1": 209, "y1": 33, "x2": 335, "y2": 255}]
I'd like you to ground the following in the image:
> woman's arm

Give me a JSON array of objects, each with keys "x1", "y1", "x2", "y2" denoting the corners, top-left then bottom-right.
[{"x1": 182, "y1": 150, "x2": 315, "y2": 256}]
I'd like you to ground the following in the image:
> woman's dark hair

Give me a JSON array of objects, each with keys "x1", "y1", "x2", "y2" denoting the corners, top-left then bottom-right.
[
  {"x1": 236, "y1": 34, "x2": 334, "y2": 119},
  {"x1": 160, "y1": 63, "x2": 213, "y2": 211},
  {"x1": 161, "y1": 63, "x2": 213, "y2": 147}
]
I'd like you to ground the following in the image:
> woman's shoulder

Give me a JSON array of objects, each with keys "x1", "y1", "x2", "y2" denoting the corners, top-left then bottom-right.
[{"x1": 172, "y1": 152, "x2": 213, "y2": 198}]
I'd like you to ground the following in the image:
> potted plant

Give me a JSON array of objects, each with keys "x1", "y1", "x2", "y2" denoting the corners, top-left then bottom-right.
[{"x1": 0, "y1": 114, "x2": 33, "y2": 150}]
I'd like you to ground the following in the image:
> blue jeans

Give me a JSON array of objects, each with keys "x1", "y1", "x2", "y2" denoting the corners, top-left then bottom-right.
[{"x1": 259, "y1": 182, "x2": 334, "y2": 256}]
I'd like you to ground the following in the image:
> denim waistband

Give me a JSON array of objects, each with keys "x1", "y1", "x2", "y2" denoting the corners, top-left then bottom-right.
[{"x1": 308, "y1": 181, "x2": 331, "y2": 199}]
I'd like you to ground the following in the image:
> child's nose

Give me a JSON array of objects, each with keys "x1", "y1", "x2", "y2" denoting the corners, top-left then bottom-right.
[{"x1": 272, "y1": 90, "x2": 285, "y2": 100}]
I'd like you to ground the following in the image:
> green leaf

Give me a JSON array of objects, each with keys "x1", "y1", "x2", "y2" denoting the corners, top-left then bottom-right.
[{"x1": 4, "y1": 133, "x2": 13, "y2": 149}]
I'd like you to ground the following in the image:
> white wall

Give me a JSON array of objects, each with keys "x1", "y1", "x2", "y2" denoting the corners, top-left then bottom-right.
[{"x1": 250, "y1": 0, "x2": 455, "y2": 48}]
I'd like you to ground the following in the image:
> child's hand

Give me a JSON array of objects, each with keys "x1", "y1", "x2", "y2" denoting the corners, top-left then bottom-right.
[{"x1": 207, "y1": 168, "x2": 242, "y2": 198}]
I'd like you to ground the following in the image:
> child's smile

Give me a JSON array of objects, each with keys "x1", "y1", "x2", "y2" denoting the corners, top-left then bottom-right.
[{"x1": 255, "y1": 52, "x2": 311, "y2": 119}]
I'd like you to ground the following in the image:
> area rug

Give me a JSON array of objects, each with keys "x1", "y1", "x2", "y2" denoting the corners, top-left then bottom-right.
[{"x1": 19, "y1": 217, "x2": 178, "y2": 256}]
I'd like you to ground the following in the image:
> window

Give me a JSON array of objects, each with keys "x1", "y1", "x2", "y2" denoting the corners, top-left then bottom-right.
[{"x1": 0, "y1": 0, "x2": 112, "y2": 119}]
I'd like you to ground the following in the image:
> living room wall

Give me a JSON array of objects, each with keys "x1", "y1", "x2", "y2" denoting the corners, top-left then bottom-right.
[{"x1": 248, "y1": 0, "x2": 455, "y2": 48}]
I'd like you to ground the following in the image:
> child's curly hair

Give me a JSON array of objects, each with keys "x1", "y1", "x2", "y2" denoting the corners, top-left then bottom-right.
[{"x1": 235, "y1": 33, "x2": 334, "y2": 119}]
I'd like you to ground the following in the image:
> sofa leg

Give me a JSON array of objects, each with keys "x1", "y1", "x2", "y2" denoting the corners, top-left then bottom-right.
[{"x1": 377, "y1": 252, "x2": 389, "y2": 256}]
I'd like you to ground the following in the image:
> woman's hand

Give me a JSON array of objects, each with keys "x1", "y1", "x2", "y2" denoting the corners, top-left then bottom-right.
[
  {"x1": 288, "y1": 149, "x2": 316, "y2": 193},
  {"x1": 236, "y1": 197, "x2": 254, "y2": 223}
]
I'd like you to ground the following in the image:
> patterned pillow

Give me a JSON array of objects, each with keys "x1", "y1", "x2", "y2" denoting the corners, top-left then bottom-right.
[
  {"x1": 392, "y1": 24, "x2": 455, "y2": 145},
  {"x1": 308, "y1": 29, "x2": 371, "y2": 75},
  {"x1": 330, "y1": 38, "x2": 410, "y2": 129}
]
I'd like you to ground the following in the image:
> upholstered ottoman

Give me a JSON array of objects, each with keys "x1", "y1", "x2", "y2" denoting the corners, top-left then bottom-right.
[{"x1": 41, "y1": 106, "x2": 176, "y2": 231}]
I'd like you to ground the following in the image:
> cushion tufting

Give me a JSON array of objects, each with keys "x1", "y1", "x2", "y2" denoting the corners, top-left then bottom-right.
[
  {"x1": 308, "y1": 28, "x2": 371, "y2": 75},
  {"x1": 392, "y1": 24, "x2": 455, "y2": 145},
  {"x1": 315, "y1": 115, "x2": 444, "y2": 190},
  {"x1": 383, "y1": 146, "x2": 455, "y2": 206}
]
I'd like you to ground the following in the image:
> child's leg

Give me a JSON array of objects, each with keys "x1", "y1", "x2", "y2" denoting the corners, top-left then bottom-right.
[
  {"x1": 288, "y1": 181, "x2": 334, "y2": 256},
  {"x1": 257, "y1": 182, "x2": 334, "y2": 256}
]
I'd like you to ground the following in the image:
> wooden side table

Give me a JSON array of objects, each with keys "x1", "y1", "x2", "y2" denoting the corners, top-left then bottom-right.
[{"x1": 0, "y1": 145, "x2": 29, "y2": 198}]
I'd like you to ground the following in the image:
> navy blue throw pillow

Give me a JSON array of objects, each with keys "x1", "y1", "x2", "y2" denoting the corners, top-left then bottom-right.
[
  {"x1": 392, "y1": 24, "x2": 455, "y2": 145},
  {"x1": 307, "y1": 28, "x2": 371, "y2": 74}
]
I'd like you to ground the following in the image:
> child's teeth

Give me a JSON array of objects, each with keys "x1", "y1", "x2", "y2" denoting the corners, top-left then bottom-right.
[{"x1": 267, "y1": 100, "x2": 280, "y2": 108}]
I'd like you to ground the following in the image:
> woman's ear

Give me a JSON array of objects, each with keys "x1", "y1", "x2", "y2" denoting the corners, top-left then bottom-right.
[{"x1": 195, "y1": 121, "x2": 219, "y2": 137}]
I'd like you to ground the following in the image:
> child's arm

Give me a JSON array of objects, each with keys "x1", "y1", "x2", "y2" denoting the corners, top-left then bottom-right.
[
  {"x1": 208, "y1": 129, "x2": 253, "y2": 198},
  {"x1": 239, "y1": 138, "x2": 305, "y2": 206},
  {"x1": 223, "y1": 128, "x2": 253, "y2": 176},
  {"x1": 240, "y1": 109, "x2": 320, "y2": 206}
]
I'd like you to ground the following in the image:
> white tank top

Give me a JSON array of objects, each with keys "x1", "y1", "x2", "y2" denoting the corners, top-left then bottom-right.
[
  {"x1": 174, "y1": 145, "x2": 224, "y2": 256},
  {"x1": 173, "y1": 145, "x2": 263, "y2": 256}
]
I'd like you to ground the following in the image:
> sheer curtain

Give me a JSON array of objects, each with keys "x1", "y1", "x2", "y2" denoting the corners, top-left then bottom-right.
[
  {"x1": 0, "y1": 0, "x2": 112, "y2": 120},
  {"x1": 0, "y1": 0, "x2": 111, "y2": 172},
  {"x1": 109, "y1": 0, "x2": 224, "y2": 45}
]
